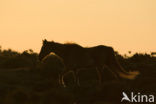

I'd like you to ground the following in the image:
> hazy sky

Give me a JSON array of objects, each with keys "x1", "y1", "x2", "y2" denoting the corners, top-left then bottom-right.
[{"x1": 0, "y1": 0, "x2": 156, "y2": 54}]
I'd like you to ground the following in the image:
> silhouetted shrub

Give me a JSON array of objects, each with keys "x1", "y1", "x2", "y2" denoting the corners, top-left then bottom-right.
[
  {"x1": 0, "y1": 49, "x2": 38, "y2": 69},
  {"x1": 0, "y1": 47, "x2": 156, "y2": 104}
]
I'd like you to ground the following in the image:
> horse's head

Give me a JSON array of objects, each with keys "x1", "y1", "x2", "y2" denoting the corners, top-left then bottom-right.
[{"x1": 39, "y1": 39, "x2": 56, "y2": 61}]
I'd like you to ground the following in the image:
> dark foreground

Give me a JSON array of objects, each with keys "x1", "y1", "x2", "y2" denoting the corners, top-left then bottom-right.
[
  {"x1": 0, "y1": 50, "x2": 156, "y2": 104},
  {"x1": 0, "y1": 64, "x2": 156, "y2": 104}
]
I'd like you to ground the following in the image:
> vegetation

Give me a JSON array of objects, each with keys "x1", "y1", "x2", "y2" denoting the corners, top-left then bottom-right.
[{"x1": 0, "y1": 47, "x2": 156, "y2": 104}]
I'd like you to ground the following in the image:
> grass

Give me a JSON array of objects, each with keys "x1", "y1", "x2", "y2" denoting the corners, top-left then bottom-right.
[
  {"x1": 0, "y1": 65, "x2": 156, "y2": 104},
  {"x1": 0, "y1": 49, "x2": 156, "y2": 104}
]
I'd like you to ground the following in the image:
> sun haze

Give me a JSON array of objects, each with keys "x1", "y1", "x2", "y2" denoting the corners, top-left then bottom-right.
[{"x1": 0, "y1": 0, "x2": 156, "y2": 54}]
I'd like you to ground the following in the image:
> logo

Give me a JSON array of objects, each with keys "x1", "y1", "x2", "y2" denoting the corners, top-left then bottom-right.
[{"x1": 121, "y1": 92, "x2": 155, "y2": 103}]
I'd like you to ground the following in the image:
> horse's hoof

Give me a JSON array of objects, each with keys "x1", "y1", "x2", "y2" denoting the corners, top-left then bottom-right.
[{"x1": 62, "y1": 84, "x2": 66, "y2": 88}]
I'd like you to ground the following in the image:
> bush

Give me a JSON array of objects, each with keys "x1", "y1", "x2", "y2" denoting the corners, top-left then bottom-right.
[{"x1": 0, "y1": 49, "x2": 38, "y2": 69}]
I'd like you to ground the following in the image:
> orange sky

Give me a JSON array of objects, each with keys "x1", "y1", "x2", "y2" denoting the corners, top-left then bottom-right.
[{"x1": 0, "y1": 0, "x2": 156, "y2": 54}]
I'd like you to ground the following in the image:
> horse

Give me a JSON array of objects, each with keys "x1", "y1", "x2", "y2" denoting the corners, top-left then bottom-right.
[
  {"x1": 39, "y1": 39, "x2": 139, "y2": 86},
  {"x1": 39, "y1": 39, "x2": 95, "y2": 86},
  {"x1": 85, "y1": 45, "x2": 140, "y2": 81}
]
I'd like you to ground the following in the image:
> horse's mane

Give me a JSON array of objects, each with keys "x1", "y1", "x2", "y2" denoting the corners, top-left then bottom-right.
[
  {"x1": 64, "y1": 42, "x2": 83, "y2": 47},
  {"x1": 45, "y1": 40, "x2": 84, "y2": 49}
]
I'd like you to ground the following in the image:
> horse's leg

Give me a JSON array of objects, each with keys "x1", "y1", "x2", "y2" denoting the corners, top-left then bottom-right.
[
  {"x1": 73, "y1": 70, "x2": 80, "y2": 86},
  {"x1": 58, "y1": 74, "x2": 62, "y2": 85},
  {"x1": 72, "y1": 71, "x2": 76, "y2": 85},
  {"x1": 103, "y1": 65, "x2": 119, "y2": 80},
  {"x1": 76, "y1": 70, "x2": 80, "y2": 86},
  {"x1": 60, "y1": 72, "x2": 65, "y2": 87},
  {"x1": 96, "y1": 67, "x2": 103, "y2": 85},
  {"x1": 60, "y1": 70, "x2": 69, "y2": 87}
]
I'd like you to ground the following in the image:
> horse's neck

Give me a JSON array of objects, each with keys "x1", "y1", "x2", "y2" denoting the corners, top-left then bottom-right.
[{"x1": 52, "y1": 43, "x2": 65, "y2": 57}]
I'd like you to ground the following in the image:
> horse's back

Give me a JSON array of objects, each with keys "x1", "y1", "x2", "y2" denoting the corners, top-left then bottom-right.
[
  {"x1": 62, "y1": 44, "x2": 94, "y2": 69},
  {"x1": 86, "y1": 45, "x2": 114, "y2": 65}
]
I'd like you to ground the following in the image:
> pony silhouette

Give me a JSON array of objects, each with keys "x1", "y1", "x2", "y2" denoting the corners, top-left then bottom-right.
[
  {"x1": 39, "y1": 39, "x2": 95, "y2": 86},
  {"x1": 85, "y1": 45, "x2": 139, "y2": 80},
  {"x1": 39, "y1": 39, "x2": 139, "y2": 86}
]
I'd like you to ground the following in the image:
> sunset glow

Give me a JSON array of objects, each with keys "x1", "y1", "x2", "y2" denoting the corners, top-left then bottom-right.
[{"x1": 0, "y1": 0, "x2": 156, "y2": 54}]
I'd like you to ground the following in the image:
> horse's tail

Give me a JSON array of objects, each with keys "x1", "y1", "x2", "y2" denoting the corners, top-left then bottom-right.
[{"x1": 108, "y1": 48, "x2": 140, "y2": 80}]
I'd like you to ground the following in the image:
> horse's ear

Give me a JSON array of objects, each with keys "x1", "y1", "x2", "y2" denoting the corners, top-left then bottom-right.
[{"x1": 43, "y1": 39, "x2": 47, "y2": 44}]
